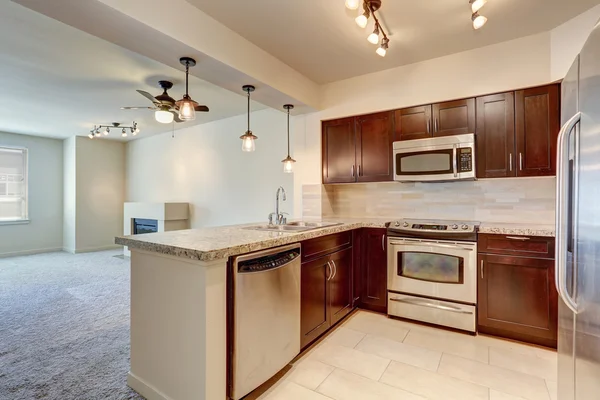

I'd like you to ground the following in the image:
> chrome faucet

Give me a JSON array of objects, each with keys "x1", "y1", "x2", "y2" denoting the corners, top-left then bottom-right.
[{"x1": 268, "y1": 186, "x2": 288, "y2": 225}]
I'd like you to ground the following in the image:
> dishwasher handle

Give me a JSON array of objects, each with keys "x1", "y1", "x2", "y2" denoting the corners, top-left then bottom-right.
[{"x1": 237, "y1": 248, "x2": 300, "y2": 273}]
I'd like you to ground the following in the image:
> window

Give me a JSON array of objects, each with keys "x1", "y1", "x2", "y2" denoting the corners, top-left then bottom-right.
[{"x1": 0, "y1": 146, "x2": 28, "y2": 222}]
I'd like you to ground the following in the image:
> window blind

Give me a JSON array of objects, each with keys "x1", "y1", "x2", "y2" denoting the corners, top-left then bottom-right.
[{"x1": 0, "y1": 147, "x2": 28, "y2": 221}]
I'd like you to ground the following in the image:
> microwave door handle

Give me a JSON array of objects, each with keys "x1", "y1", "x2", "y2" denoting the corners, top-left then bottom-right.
[
  {"x1": 556, "y1": 112, "x2": 580, "y2": 314},
  {"x1": 453, "y1": 144, "x2": 458, "y2": 178}
]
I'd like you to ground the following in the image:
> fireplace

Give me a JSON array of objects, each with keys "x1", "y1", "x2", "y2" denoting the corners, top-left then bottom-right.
[{"x1": 133, "y1": 218, "x2": 158, "y2": 235}]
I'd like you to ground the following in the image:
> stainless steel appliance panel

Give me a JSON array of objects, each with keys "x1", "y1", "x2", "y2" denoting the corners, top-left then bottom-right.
[
  {"x1": 574, "y1": 20, "x2": 600, "y2": 399},
  {"x1": 232, "y1": 244, "x2": 301, "y2": 400}
]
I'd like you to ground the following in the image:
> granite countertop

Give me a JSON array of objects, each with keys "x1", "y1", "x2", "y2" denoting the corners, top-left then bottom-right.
[
  {"x1": 116, "y1": 218, "x2": 555, "y2": 262},
  {"x1": 478, "y1": 222, "x2": 555, "y2": 237},
  {"x1": 115, "y1": 218, "x2": 388, "y2": 262}
]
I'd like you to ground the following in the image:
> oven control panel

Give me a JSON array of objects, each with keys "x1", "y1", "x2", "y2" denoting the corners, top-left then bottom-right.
[{"x1": 458, "y1": 148, "x2": 473, "y2": 172}]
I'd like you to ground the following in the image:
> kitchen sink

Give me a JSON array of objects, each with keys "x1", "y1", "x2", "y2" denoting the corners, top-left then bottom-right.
[{"x1": 244, "y1": 221, "x2": 343, "y2": 233}]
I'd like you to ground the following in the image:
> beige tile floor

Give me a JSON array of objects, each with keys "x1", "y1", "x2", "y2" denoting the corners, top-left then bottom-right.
[{"x1": 258, "y1": 311, "x2": 557, "y2": 400}]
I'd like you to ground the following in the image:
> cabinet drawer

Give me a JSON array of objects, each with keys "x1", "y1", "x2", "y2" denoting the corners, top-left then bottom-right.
[
  {"x1": 302, "y1": 231, "x2": 352, "y2": 262},
  {"x1": 478, "y1": 234, "x2": 555, "y2": 259}
]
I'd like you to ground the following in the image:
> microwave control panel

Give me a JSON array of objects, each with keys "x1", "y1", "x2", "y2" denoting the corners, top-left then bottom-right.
[{"x1": 458, "y1": 148, "x2": 473, "y2": 172}]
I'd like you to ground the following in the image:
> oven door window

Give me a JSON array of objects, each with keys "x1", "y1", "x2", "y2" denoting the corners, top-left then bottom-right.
[
  {"x1": 398, "y1": 252, "x2": 464, "y2": 284},
  {"x1": 396, "y1": 149, "x2": 454, "y2": 176}
]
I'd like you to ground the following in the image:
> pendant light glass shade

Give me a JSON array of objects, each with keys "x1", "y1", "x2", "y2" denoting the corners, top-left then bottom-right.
[
  {"x1": 241, "y1": 85, "x2": 257, "y2": 152},
  {"x1": 345, "y1": 0, "x2": 360, "y2": 10},
  {"x1": 155, "y1": 109, "x2": 174, "y2": 124},
  {"x1": 178, "y1": 97, "x2": 196, "y2": 121}
]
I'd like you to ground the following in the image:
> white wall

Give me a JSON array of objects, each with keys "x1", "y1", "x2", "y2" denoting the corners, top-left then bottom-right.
[
  {"x1": 0, "y1": 132, "x2": 63, "y2": 256},
  {"x1": 551, "y1": 5, "x2": 600, "y2": 82},
  {"x1": 63, "y1": 136, "x2": 76, "y2": 252},
  {"x1": 292, "y1": 32, "x2": 553, "y2": 217},
  {"x1": 126, "y1": 109, "x2": 295, "y2": 227}
]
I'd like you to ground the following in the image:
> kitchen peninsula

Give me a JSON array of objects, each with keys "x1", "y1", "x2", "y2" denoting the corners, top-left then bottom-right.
[{"x1": 116, "y1": 219, "x2": 554, "y2": 400}]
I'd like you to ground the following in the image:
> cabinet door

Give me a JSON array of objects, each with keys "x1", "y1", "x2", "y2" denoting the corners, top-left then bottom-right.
[
  {"x1": 356, "y1": 111, "x2": 394, "y2": 182},
  {"x1": 478, "y1": 254, "x2": 558, "y2": 347},
  {"x1": 515, "y1": 85, "x2": 560, "y2": 177},
  {"x1": 394, "y1": 105, "x2": 432, "y2": 141},
  {"x1": 352, "y1": 229, "x2": 363, "y2": 308},
  {"x1": 476, "y1": 93, "x2": 516, "y2": 178},
  {"x1": 329, "y1": 247, "x2": 353, "y2": 325},
  {"x1": 432, "y1": 98, "x2": 475, "y2": 137},
  {"x1": 322, "y1": 117, "x2": 356, "y2": 184},
  {"x1": 360, "y1": 228, "x2": 387, "y2": 313},
  {"x1": 301, "y1": 256, "x2": 331, "y2": 348}
]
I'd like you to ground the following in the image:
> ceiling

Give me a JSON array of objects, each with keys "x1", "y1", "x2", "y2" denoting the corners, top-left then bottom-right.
[
  {"x1": 188, "y1": 0, "x2": 600, "y2": 84},
  {"x1": 0, "y1": 1, "x2": 267, "y2": 140}
]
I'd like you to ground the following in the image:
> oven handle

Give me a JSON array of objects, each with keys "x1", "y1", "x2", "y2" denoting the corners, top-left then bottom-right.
[
  {"x1": 390, "y1": 297, "x2": 473, "y2": 315},
  {"x1": 388, "y1": 240, "x2": 475, "y2": 252}
]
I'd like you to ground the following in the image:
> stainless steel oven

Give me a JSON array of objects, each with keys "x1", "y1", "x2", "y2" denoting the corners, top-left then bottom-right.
[
  {"x1": 387, "y1": 219, "x2": 479, "y2": 332},
  {"x1": 393, "y1": 133, "x2": 476, "y2": 182}
]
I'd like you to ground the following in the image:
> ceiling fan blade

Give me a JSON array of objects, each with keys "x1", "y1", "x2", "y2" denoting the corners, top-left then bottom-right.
[
  {"x1": 136, "y1": 90, "x2": 159, "y2": 105},
  {"x1": 121, "y1": 106, "x2": 155, "y2": 110},
  {"x1": 195, "y1": 105, "x2": 209, "y2": 112},
  {"x1": 170, "y1": 111, "x2": 184, "y2": 123}
]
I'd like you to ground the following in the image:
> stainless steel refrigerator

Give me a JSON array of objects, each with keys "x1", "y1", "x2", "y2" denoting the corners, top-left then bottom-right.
[{"x1": 557, "y1": 18, "x2": 600, "y2": 400}]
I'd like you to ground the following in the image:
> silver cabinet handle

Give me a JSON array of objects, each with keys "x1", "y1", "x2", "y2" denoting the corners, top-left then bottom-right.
[
  {"x1": 556, "y1": 112, "x2": 581, "y2": 314},
  {"x1": 481, "y1": 260, "x2": 484, "y2": 279},
  {"x1": 506, "y1": 236, "x2": 530, "y2": 241},
  {"x1": 509, "y1": 153, "x2": 513, "y2": 172},
  {"x1": 426, "y1": 120, "x2": 430, "y2": 134},
  {"x1": 390, "y1": 297, "x2": 473, "y2": 315},
  {"x1": 326, "y1": 261, "x2": 333, "y2": 281},
  {"x1": 381, "y1": 234, "x2": 385, "y2": 252},
  {"x1": 519, "y1": 153, "x2": 523, "y2": 171},
  {"x1": 434, "y1": 119, "x2": 438, "y2": 132},
  {"x1": 331, "y1": 260, "x2": 337, "y2": 280},
  {"x1": 351, "y1": 165, "x2": 355, "y2": 177}
]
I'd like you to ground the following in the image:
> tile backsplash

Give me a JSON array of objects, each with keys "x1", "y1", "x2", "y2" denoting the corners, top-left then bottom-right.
[{"x1": 303, "y1": 177, "x2": 555, "y2": 224}]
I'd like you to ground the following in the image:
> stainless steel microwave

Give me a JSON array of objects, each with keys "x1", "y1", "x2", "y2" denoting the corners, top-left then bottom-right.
[{"x1": 393, "y1": 134, "x2": 476, "y2": 182}]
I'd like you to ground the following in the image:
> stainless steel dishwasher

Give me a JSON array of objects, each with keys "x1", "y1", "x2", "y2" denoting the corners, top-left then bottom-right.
[{"x1": 231, "y1": 243, "x2": 301, "y2": 400}]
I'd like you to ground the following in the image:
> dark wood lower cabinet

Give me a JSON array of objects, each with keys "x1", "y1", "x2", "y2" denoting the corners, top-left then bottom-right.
[
  {"x1": 360, "y1": 228, "x2": 388, "y2": 313},
  {"x1": 478, "y1": 253, "x2": 558, "y2": 348},
  {"x1": 329, "y1": 248, "x2": 353, "y2": 325},
  {"x1": 300, "y1": 255, "x2": 331, "y2": 348}
]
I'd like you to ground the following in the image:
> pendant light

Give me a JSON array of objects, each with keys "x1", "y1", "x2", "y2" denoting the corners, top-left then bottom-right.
[
  {"x1": 176, "y1": 57, "x2": 197, "y2": 121},
  {"x1": 240, "y1": 85, "x2": 257, "y2": 152},
  {"x1": 282, "y1": 104, "x2": 296, "y2": 173}
]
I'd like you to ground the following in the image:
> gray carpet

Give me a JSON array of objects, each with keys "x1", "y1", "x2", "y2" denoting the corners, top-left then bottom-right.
[{"x1": 0, "y1": 250, "x2": 144, "y2": 400}]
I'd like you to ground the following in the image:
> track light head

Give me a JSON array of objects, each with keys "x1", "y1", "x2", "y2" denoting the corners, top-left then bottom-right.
[{"x1": 472, "y1": 12, "x2": 487, "y2": 29}]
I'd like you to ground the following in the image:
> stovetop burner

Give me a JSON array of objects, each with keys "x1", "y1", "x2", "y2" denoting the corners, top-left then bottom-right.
[{"x1": 387, "y1": 218, "x2": 480, "y2": 241}]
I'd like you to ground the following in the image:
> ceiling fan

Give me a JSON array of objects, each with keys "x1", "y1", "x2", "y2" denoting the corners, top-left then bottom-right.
[{"x1": 121, "y1": 57, "x2": 209, "y2": 124}]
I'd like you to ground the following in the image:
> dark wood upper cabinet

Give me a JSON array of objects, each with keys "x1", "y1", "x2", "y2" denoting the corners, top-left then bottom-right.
[
  {"x1": 478, "y1": 253, "x2": 558, "y2": 348},
  {"x1": 329, "y1": 248, "x2": 353, "y2": 325},
  {"x1": 394, "y1": 105, "x2": 432, "y2": 141},
  {"x1": 322, "y1": 117, "x2": 356, "y2": 184},
  {"x1": 360, "y1": 228, "x2": 387, "y2": 314},
  {"x1": 356, "y1": 111, "x2": 394, "y2": 182},
  {"x1": 432, "y1": 98, "x2": 476, "y2": 137},
  {"x1": 300, "y1": 255, "x2": 331, "y2": 349},
  {"x1": 476, "y1": 93, "x2": 516, "y2": 178},
  {"x1": 515, "y1": 84, "x2": 560, "y2": 177}
]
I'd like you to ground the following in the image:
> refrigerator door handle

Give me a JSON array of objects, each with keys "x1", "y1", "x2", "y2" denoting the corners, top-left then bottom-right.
[{"x1": 556, "y1": 112, "x2": 581, "y2": 314}]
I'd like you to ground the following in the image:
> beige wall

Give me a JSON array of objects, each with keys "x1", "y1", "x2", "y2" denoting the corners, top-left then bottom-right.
[
  {"x1": 63, "y1": 136, "x2": 76, "y2": 252},
  {"x1": 0, "y1": 132, "x2": 63, "y2": 257},
  {"x1": 292, "y1": 32, "x2": 553, "y2": 217}
]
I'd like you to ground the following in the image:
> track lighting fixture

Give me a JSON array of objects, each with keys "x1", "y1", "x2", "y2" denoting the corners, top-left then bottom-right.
[
  {"x1": 469, "y1": 0, "x2": 487, "y2": 13},
  {"x1": 472, "y1": 12, "x2": 487, "y2": 29},
  {"x1": 88, "y1": 122, "x2": 139, "y2": 139},
  {"x1": 240, "y1": 85, "x2": 257, "y2": 152},
  {"x1": 345, "y1": 0, "x2": 359, "y2": 10},
  {"x1": 282, "y1": 104, "x2": 296, "y2": 174},
  {"x1": 346, "y1": 1, "x2": 390, "y2": 57}
]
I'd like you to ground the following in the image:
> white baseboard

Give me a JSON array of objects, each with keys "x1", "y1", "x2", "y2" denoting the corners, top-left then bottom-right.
[
  {"x1": 0, "y1": 247, "x2": 63, "y2": 258},
  {"x1": 127, "y1": 372, "x2": 172, "y2": 400},
  {"x1": 73, "y1": 245, "x2": 122, "y2": 254}
]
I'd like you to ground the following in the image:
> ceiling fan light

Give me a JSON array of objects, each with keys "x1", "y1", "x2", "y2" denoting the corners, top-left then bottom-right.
[
  {"x1": 345, "y1": 0, "x2": 360, "y2": 10},
  {"x1": 472, "y1": 12, "x2": 487, "y2": 29},
  {"x1": 178, "y1": 97, "x2": 196, "y2": 121},
  {"x1": 155, "y1": 109, "x2": 174, "y2": 124},
  {"x1": 469, "y1": 0, "x2": 487, "y2": 13}
]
